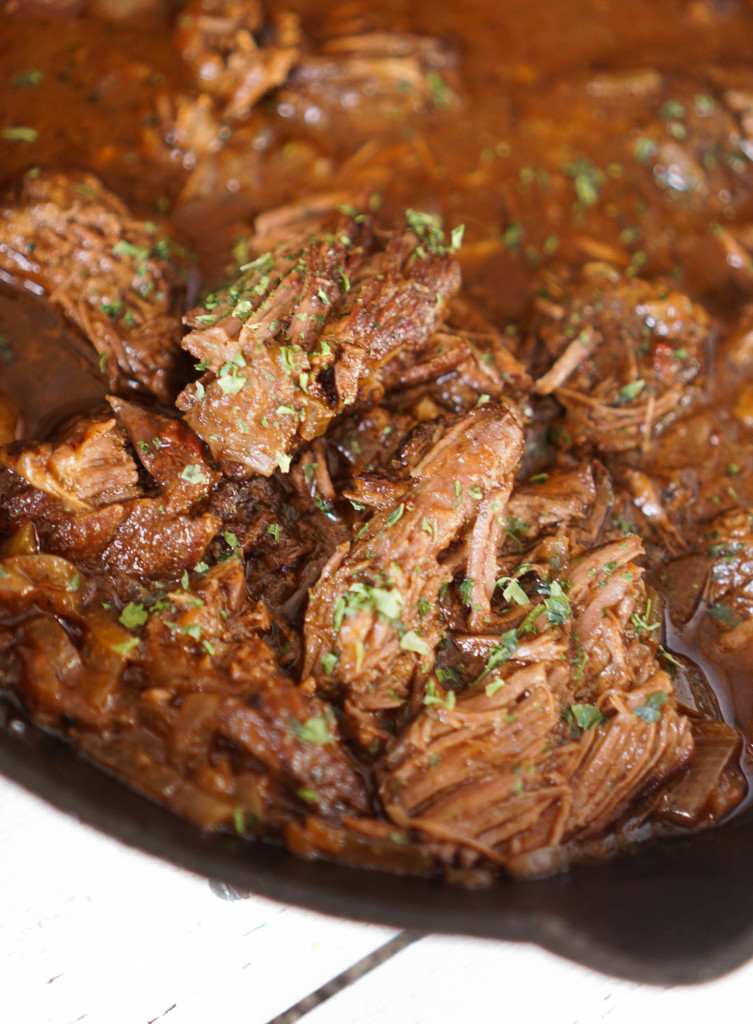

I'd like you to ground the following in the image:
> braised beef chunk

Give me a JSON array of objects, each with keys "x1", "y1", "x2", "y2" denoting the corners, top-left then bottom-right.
[
  {"x1": 0, "y1": 406, "x2": 221, "y2": 579},
  {"x1": 176, "y1": 0, "x2": 302, "y2": 122},
  {"x1": 0, "y1": 414, "x2": 140, "y2": 512},
  {"x1": 528, "y1": 262, "x2": 709, "y2": 453},
  {"x1": 303, "y1": 401, "x2": 525, "y2": 745},
  {"x1": 4, "y1": 0, "x2": 753, "y2": 887},
  {"x1": 176, "y1": 207, "x2": 461, "y2": 477},
  {"x1": 664, "y1": 508, "x2": 753, "y2": 655},
  {"x1": 556, "y1": 69, "x2": 753, "y2": 219},
  {"x1": 378, "y1": 536, "x2": 694, "y2": 875},
  {"x1": 0, "y1": 171, "x2": 191, "y2": 401},
  {"x1": 278, "y1": 32, "x2": 458, "y2": 136},
  {"x1": 105, "y1": 396, "x2": 221, "y2": 509},
  {"x1": 505, "y1": 465, "x2": 599, "y2": 545},
  {"x1": 0, "y1": 553, "x2": 366, "y2": 829}
]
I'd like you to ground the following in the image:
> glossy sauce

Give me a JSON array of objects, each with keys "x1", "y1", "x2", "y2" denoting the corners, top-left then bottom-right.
[{"x1": 3, "y1": 0, "x2": 753, "y2": 864}]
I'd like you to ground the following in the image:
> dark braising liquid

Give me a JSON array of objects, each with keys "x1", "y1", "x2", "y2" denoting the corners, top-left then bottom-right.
[{"x1": 3, "y1": 0, "x2": 753, "y2": 879}]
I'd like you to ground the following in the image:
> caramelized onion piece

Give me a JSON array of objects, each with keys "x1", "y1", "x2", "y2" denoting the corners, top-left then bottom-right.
[
  {"x1": 654, "y1": 721, "x2": 741, "y2": 826},
  {"x1": 285, "y1": 816, "x2": 437, "y2": 875}
]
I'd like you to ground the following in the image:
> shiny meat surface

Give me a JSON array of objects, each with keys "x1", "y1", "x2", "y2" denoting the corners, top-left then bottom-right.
[
  {"x1": 1, "y1": 0, "x2": 753, "y2": 885},
  {"x1": 303, "y1": 401, "x2": 524, "y2": 745},
  {"x1": 528, "y1": 262, "x2": 710, "y2": 453},
  {"x1": 176, "y1": 207, "x2": 461, "y2": 476},
  {"x1": 176, "y1": 0, "x2": 301, "y2": 122},
  {"x1": 0, "y1": 172, "x2": 192, "y2": 400}
]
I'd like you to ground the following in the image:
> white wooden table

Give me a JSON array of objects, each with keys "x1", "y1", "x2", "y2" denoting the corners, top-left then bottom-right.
[{"x1": 3, "y1": 773, "x2": 753, "y2": 1024}]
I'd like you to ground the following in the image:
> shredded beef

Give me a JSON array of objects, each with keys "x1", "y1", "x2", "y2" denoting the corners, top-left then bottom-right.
[
  {"x1": 176, "y1": 0, "x2": 302, "y2": 122},
  {"x1": 527, "y1": 261, "x2": 710, "y2": 453},
  {"x1": 176, "y1": 207, "x2": 462, "y2": 476},
  {"x1": 0, "y1": 56, "x2": 746, "y2": 882},
  {"x1": 0, "y1": 171, "x2": 192, "y2": 401}
]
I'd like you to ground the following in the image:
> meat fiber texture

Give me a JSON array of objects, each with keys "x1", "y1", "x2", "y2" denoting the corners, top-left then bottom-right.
[
  {"x1": 528, "y1": 261, "x2": 710, "y2": 453},
  {"x1": 0, "y1": 171, "x2": 192, "y2": 401},
  {"x1": 0, "y1": 179, "x2": 726, "y2": 882},
  {"x1": 176, "y1": 206, "x2": 462, "y2": 477},
  {"x1": 379, "y1": 536, "x2": 693, "y2": 875},
  {"x1": 175, "y1": 0, "x2": 302, "y2": 122}
]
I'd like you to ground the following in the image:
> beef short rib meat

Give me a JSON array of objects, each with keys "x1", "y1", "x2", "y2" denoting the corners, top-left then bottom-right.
[
  {"x1": 176, "y1": 207, "x2": 462, "y2": 477},
  {"x1": 528, "y1": 261, "x2": 709, "y2": 453},
  {"x1": 0, "y1": 171, "x2": 192, "y2": 401},
  {"x1": 378, "y1": 535, "x2": 694, "y2": 874},
  {"x1": 303, "y1": 400, "x2": 525, "y2": 746},
  {"x1": 0, "y1": 406, "x2": 221, "y2": 581},
  {"x1": 176, "y1": 0, "x2": 302, "y2": 121}
]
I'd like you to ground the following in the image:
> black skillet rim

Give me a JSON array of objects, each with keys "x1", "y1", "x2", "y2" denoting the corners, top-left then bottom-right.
[{"x1": 3, "y1": 697, "x2": 753, "y2": 987}]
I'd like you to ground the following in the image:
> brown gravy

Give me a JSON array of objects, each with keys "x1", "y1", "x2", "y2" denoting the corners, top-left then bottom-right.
[{"x1": 3, "y1": 0, "x2": 753, "y2": 878}]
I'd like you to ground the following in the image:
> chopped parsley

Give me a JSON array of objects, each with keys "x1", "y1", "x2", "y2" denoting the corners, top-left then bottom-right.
[
  {"x1": 112, "y1": 636, "x2": 140, "y2": 657},
  {"x1": 400, "y1": 630, "x2": 432, "y2": 657},
  {"x1": 0, "y1": 334, "x2": 14, "y2": 365},
  {"x1": 423, "y1": 678, "x2": 456, "y2": 710},
  {"x1": 481, "y1": 629, "x2": 519, "y2": 678},
  {"x1": 181, "y1": 464, "x2": 208, "y2": 485},
  {"x1": 568, "y1": 703, "x2": 604, "y2": 731},
  {"x1": 1, "y1": 126, "x2": 39, "y2": 142},
  {"x1": 111, "y1": 239, "x2": 151, "y2": 262},
  {"x1": 119, "y1": 602, "x2": 148, "y2": 629},
  {"x1": 616, "y1": 379, "x2": 646, "y2": 404},
  {"x1": 217, "y1": 371, "x2": 246, "y2": 395},
  {"x1": 13, "y1": 69, "x2": 44, "y2": 88},
  {"x1": 333, "y1": 584, "x2": 404, "y2": 630},
  {"x1": 564, "y1": 158, "x2": 604, "y2": 207},
  {"x1": 505, "y1": 515, "x2": 529, "y2": 549},
  {"x1": 421, "y1": 517, "x2": 438, "y2": 542},
  {"x1": 496, "y1": 576, "x2": 530, "y2": 606},
  {"x1": 459, "y1": 577, "x2": 475, "y2": 606},
  {"x1": 320, "y1": 649, "x2": 339, "y2": 674},
  {"x1": 233, "y1": 298, "x2": 253, "y2": 321},
  {"x1": 543, "y1": 581, "x2": 571, "y2": 624},
  {"x1": 633, "y1": 691, "x2": 668, "y2": 724},
  {"x1": 292, "y1": 712, "x2": 334, "y2": 745},
  {"x1": 386, "y1": 503, "x2": 405, "y2": 527},
  {"x1": 405, "y1": 208, "x2": 446, "y2": 254},
  {"x1": 658, "y1": 645, "x2": 683, "y2": 668},
  {"x1": 425, "y1": 70, "x2": 451, "y2": 109},
  {"x1": 631, "y1": 598, "x2": 660, "y2": 634}
]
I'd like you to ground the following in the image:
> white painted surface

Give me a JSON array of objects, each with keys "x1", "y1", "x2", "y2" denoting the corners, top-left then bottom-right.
[
  {"x1": 0, "y1": 775, "x2": 394, "y2": 1024},
  {"x1": 2, "y1": 771, "x2": 753, "y2": 1024},
  {"x1": 301, "y1": 932, "x2": 753, "y2": 1024}
]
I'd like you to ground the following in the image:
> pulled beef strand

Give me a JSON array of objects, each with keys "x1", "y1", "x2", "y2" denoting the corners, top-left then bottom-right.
[
  {"x1": 378, "y1": 538, "x2": 694, "y2": 875},
  {"x1": 176, "y1": 207, "x2": 461, "y2": 477},
  {"x1": 303, "y1": 400, "x2": 524, "y2": 746},
  {"x1": 0, "y1": 171, "x2": 192, "y2": 401},
  {"x1": 1, "y1": 0, "x2": 752, "y2": 884}
]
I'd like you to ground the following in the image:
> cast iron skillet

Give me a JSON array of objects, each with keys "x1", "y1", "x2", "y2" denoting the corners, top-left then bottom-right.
[{"x1": 3, "y1": 699, "x2": 753, "y2": 986}]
